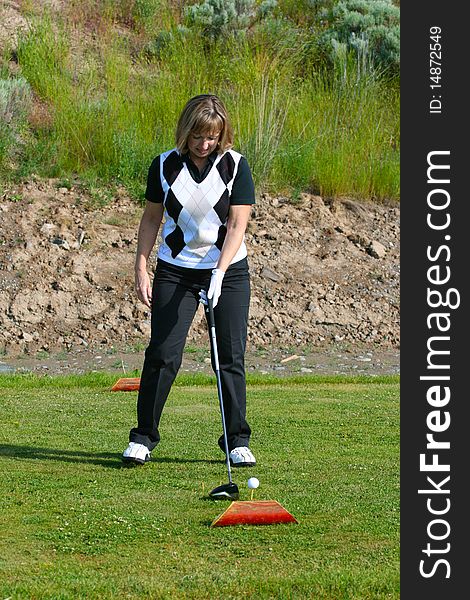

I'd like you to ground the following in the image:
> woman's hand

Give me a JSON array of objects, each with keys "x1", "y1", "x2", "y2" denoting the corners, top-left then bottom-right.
[
  {"x1": 207, "y1": 268, "x2": 225, "y2": 308},
  {"x1": 135, "y1": 267, "x2": 152, "y2": 308}
]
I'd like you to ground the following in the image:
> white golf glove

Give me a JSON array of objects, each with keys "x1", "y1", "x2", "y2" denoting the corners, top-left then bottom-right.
[{"x1": 207, "y1": 268, "x2": 225, "y2": 308}]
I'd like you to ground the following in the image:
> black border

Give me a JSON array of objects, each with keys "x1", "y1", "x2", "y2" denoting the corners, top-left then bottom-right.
[{"x1": 401, "y1": 3, "x2": 467, "y2": 597}]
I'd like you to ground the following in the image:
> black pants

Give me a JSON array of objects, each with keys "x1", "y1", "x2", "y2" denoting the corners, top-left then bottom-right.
[{"x1": 129, "y1": 257, "x2": 252, "y2": 452}]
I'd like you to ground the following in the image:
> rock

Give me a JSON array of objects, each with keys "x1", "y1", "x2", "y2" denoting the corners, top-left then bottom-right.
[
  {"x1": 10, "y1": 294, "x2": 46, "y2": 324},
  {"x1": 77, "y1": 296, "x2": 108, "y2": 320},
  {"x1": 40, "y1": 223, "x2": 56, "y2": 236},
  {"x1": 260, "y1": 267, "x2": 281, "y2": 282},
  {"x1": 73, "y1": 229, "x2": 86, "y2": 249},
  {"x1": 367, "y1": 240, "x2": 387, "y2": 259},
  {"x1": 51, "y1": 237, "x2": 70, "y2": 250}
]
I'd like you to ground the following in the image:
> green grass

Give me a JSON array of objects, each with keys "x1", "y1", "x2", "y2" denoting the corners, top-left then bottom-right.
[
  {"x1": 3, "y1": 6, "x2": 399, "y2": 201},
  {"x1": 0, "y1": 373, "x2": 399, "y2": 599}
]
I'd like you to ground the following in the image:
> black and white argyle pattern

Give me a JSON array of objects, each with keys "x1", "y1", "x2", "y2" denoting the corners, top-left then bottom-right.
[{"x1": 157, "y1": 149, "x2": 248, "y2": 268}]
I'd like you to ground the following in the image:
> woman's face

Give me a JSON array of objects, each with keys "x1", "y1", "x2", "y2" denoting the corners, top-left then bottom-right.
[{"x1": 187, "y1": 130, "x2": 221, "y2": 162}]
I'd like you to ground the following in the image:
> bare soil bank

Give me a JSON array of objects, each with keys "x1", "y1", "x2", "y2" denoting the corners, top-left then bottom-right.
[{"x1": 0, "y1": 179, "x2": 399, "y2": 374}]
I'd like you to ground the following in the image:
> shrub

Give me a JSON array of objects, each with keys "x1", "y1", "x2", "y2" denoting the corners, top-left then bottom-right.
[
  {"x1": 143, "y1": 27, "x2": 188, "y2": 61},
  {"x1": 184, "y1": 0, "x2": 277, "y2": 40},
  {"x1": 0, "y1": 78, "x2": 32, "y2": 126},
  {"x1": 0, "y1": 78, "x2": 32, "y2": 168},
  {"x1": 319, "y1": 0, "x2": 400, "y2": 74}
]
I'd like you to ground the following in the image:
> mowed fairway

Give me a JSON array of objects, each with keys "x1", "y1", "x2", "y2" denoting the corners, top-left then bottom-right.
[{"x1": 0, "y1": 374, "x2": 399, "y2": 599}]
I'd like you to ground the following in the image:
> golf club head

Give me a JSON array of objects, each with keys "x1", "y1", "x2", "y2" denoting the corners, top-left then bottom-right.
[{"x1": 209, "y1": 482, "x2": 239, "y2": 501}]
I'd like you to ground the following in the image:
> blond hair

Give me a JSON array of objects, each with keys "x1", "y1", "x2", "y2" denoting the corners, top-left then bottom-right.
[{"x1": 175, "y1": 94, "x2": 234, "y2": 154}]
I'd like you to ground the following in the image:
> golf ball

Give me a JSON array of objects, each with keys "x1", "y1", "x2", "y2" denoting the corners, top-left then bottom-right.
[{"x1": 247, "y1": 477, "x2": 260, "y2": 489}]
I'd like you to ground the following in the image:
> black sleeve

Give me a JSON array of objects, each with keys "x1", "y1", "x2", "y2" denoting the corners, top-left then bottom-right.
[
  {"x1": 230, "y1": 156, "x2": 256, "y2": 205},
  {"x1": 144, "y1": 156, "x2": 164, "y2": 203}
]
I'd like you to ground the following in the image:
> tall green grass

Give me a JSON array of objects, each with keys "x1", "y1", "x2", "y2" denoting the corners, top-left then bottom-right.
[
  {"x1": 272, "y1": 67, "x2": 400, "y2": 199},
  {"x1": 12, "y1": 8, "x2": 399, "y2": 200}
]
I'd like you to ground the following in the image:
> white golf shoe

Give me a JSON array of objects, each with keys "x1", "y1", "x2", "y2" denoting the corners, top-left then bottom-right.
[
  {"x1": 122, "y1": 442, "x2": 151, "y2": 465},
  {"x1": 229, "y1": 446, "x2": 256, "y2": 467}
]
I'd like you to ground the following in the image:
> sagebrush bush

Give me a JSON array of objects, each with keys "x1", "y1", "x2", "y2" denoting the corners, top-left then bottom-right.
[
  {"x1": 319, "y1": 0, "x2": 400, "y2": 74},
  {"x1": 0, "y1": 78, "x2": 32, "y2": 126},
  {"x1": 184, "y1": 0, "x2": 277, "y2": 40},
  {"x1": 0, "y1": 78, "x2": 32, "y2": 168}
]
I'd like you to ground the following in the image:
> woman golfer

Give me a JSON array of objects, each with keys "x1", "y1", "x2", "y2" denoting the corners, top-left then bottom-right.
[{"x1": 123, "y1": 94, "x2": 256, "y2": 468}]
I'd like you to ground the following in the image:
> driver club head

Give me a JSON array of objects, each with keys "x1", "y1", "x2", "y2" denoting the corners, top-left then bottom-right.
[{"x1": 208, "y1": 482, "x2": 239, "y2": 501}]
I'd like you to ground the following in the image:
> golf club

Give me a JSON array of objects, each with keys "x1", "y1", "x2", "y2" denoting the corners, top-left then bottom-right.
[{"x1": 202, "y1": 292, "x2": 239, "y2": 501}]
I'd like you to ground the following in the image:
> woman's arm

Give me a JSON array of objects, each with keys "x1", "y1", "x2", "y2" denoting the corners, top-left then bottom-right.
[
  {"x1": 216, "y1": 204, "x2": 252, "y2": 272},
  {"x1": 135, "y1": 201, "x2": 164, "y2": 307}
]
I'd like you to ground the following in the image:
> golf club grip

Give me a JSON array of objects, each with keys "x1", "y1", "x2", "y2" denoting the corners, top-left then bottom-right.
[{"x1": 206, "y1": 296, "x2": 216, "y2": 328}]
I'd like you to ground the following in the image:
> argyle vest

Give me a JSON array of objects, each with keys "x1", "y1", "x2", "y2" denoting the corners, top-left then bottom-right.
[{"x1": 157, "y1": 148, "x2": 248, "y2": 268}]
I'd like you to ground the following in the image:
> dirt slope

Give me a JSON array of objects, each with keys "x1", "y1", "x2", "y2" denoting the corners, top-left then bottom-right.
[{"x1": 0, "y1": 179, "x2": 400, "y2": 358}]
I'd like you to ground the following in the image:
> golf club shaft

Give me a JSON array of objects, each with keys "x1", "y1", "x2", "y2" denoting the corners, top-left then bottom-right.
[{"x1": 207, "y1": 298, "x2": 233, "y2": 485}]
